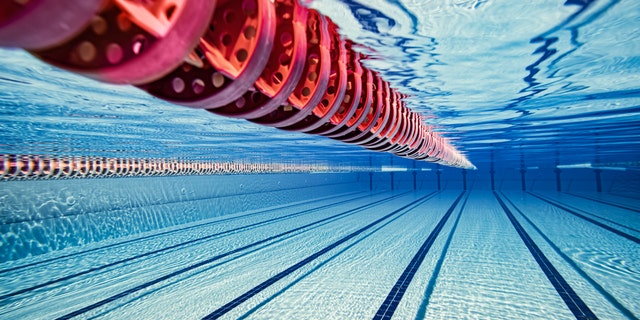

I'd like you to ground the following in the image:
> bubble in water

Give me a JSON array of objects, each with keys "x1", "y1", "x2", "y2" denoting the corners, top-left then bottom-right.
[{"x1": 66, "y1": 196, "x2": 77, "y2": 206}]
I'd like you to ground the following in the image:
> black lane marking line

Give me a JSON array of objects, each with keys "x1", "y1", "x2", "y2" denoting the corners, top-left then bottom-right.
[
  {"x1": 547, "y1": 194, "x2": 640, "y2": 234},
  {"x1": 414, "y1": 191, "x2": 470, "y2": 320},
  {"x1": 495, "y1": 192, "x2": 598, "y2": 320},
  {"x1": 0, "y1": 191, "x2": 387, "y2": 300},
  {"x1": 236, "y1": 196, "x2": 420, "y2": 320},
  {"x1": 373, "y1": 191, "x2": 465, "y2": 320},
  {"x1": 0, "y1": 190, "x2": 367, "y2": 275},
  {"x1": 91, "y1": 193, "x2": 394, "y2": 320},
  {"x1": 565, "y1": 192, "x2": 640, "y2": 214},
  {"x1": 201, "y1": 192, "x2": 440, "y2": 320},
  {"x1": 54, "y1": 192, "x2": 420, "y2": 320},
  {"x1": 501, "y1": 193, "x2": 638, "y2": 320},
  {"x1": 529, "y1": 192, "x2": 640, "y2": 245},
  {"x1": 608, "y1": 192, "x2": 640, "y2": 201}
]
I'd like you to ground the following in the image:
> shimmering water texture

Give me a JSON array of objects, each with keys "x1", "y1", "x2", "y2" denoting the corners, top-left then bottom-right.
[
  {"x1": 0, "y1": 189, "x2": 639, "y2": 319},
  {"x1": 0, "y1": 0, "x2": 474, "y2": 169},
  {"x1": 0, "y1": 0, "x2": 639, "y2": 319},
  {"x1": 310, "y1": 0, "x2": 640, "y2": 167}
]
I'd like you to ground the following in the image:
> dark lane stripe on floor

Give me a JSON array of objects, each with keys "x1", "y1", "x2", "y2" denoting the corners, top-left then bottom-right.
[
  {"x1": 565, "y1": 192, "x2": 640, "y2": 214},
  {"x1": 0, "y1": 192, "x2": 384, "y2": 300},
  {"x1": 501, "y1": 193, "x2": 637, "y2": 320},
  {"x1": 495, "y1": 192, "x2": 598, "y2": 320},
  {"x1": 236, "y1": 196, "x2": 422, "y2": 319},
  {"x1": 544, "y1": 194, "x2": 640, "y2": 235},
  {"x1": 0, "y1": 190, "x2": 368, "y2": 275},
  {"x1": 201, "y1": 192, "x2": 440, "y2": 320},
  {"x1": 55, "y1": 192, "x2": 418, "y2": 320},
  {"x1": 529, "y1": 192, "x2": 640, "y2": 245},
  {"x1": 414, "y1": 192, "x2": 469, "y2": 319},
  {"x1": 373, "y1": 191, "x2": 466, "y2": 320}
]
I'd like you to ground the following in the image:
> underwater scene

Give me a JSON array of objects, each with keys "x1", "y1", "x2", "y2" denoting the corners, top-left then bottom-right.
[{"x1": 0, "y1": 0, "x2": 639, "y2": 319}]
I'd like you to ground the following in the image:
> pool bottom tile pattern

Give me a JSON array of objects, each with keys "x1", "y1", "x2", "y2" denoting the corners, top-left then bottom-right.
[{"x1": 0, "y1": 189, "x2": 638, "y2": 319}]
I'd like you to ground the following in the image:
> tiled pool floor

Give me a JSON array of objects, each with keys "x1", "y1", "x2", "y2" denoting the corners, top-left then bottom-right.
[{"x1": 0, "y1": 189, "x2": 638, "y2": 319}]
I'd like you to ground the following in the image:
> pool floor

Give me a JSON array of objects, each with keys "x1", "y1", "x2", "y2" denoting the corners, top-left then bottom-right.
[{"x1": 0, "y1": 189, "x2": 638, "y2": 319}]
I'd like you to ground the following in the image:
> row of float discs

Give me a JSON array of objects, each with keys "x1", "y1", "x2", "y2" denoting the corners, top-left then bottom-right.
[{"x1": 0, "y1": 0, "x2": 474, "y2": 168}]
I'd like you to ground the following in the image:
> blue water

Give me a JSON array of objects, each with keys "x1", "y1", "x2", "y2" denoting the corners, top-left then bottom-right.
[{"x1": 1, "y1": 0, "x2": 639, "y2": 319}]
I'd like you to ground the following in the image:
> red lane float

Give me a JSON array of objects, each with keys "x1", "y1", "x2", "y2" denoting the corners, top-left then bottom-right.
[{"x1": 0, "y1": 0, "x2": 475, "y2": 169}]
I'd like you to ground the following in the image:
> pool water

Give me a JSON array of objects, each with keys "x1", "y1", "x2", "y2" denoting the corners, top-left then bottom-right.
[{"x1": 1, "y1": 0, "x2": 639, "y2": 319}]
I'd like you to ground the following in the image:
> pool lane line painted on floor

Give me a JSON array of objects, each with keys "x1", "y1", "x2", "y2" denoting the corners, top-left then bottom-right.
[
  {"x1": 0, "y1": 191, "x2": 397, "y2": 301},
  {"x1": 413, "y1": 191, "x2": 468, "y2": 320},
  {"x1": 539, "y1": 193, "x2": 640, "y2": 235},
  {"x1": 373, "y1": 191, "x2": 466, "y2": 320},
  {"x1": 235, "y1": 193, "x2": 440, "y2": 319},
  {"x1": 53, "y1": 192, "x2": 423, "y2": 320},
  {"x1": 201, "y1": 192, "x2": 442, "y2": 320},
  {"x1": 564, "y1": 192, "x2": 640, "y2": 214},
  {"x1": 608, "y1": 192, "x2": 640, "y2": 201},
  {"x1": 0, "y1": 190, "x2": 368, "y2": 275},
  {"x1": 495, "y1": 192, "x2": 598, "y2": 320},
  {"x1": 501, "y1": 193, "x2": 638, "y2": 320},
  {"x1": 529, "y1": 192, "x2": 640, "y2": 245}
]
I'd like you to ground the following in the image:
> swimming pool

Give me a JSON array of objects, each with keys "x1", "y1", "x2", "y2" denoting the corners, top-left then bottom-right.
[{"x1": 1, "y1": 0, "x2": 639, "y2": 319}]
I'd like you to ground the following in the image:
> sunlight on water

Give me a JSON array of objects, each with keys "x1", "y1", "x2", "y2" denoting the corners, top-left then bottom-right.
[
  {"x1": 0, "y1": 1, "x2": 639, "y2": 319},
  {"x1": 1, "y1": 1, "x2": 637, "y2": 168},
  {"x1": 310, "y1": 0, "x2": 640, "y2": 165}
]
